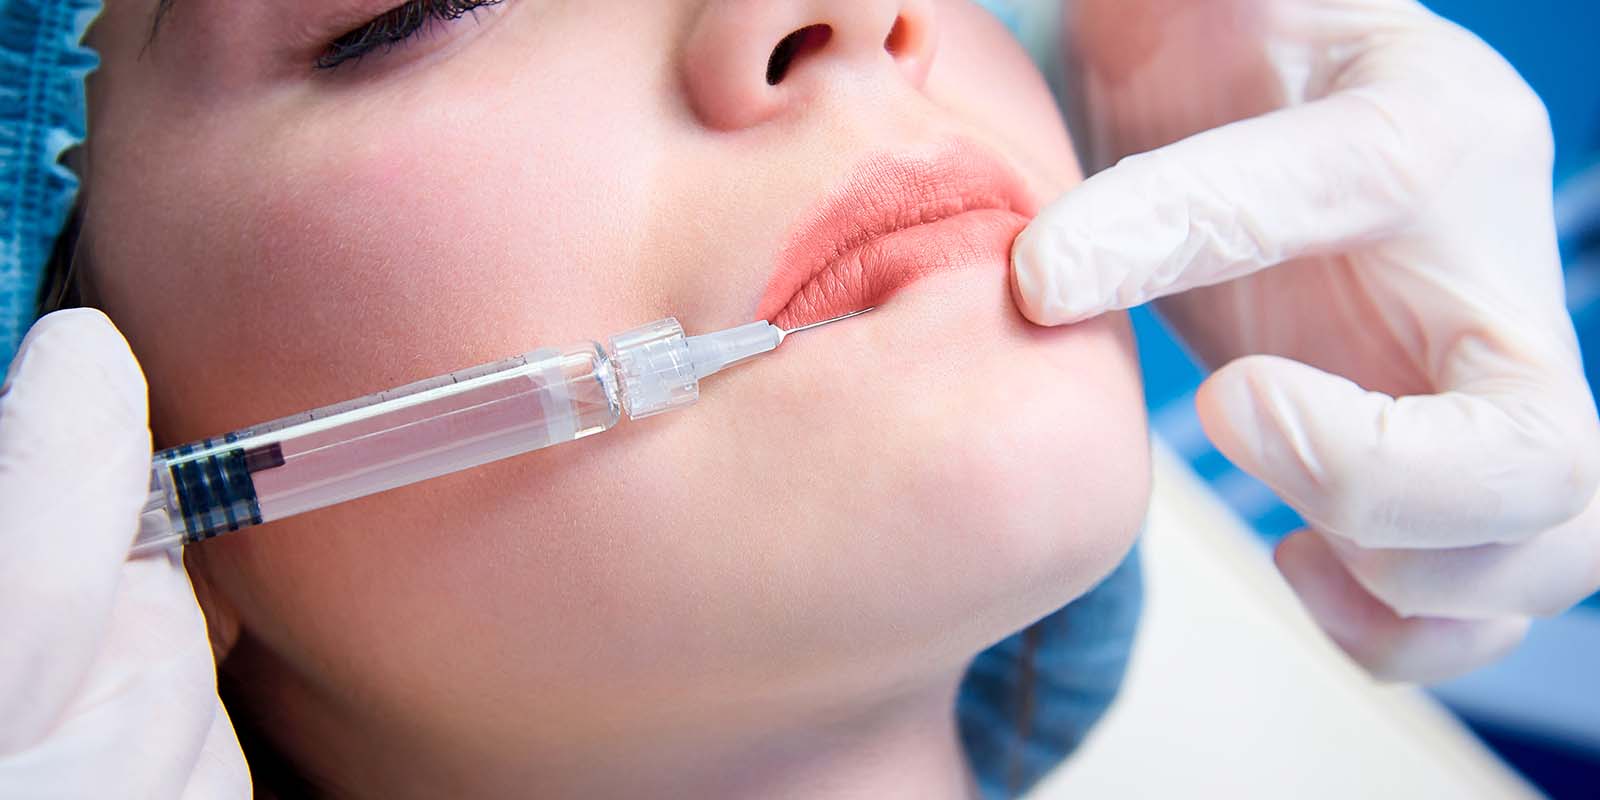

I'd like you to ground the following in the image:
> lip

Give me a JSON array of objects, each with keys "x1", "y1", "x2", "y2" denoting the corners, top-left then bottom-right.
[{"x1": 758, "y1": 141, "x2": 1038, "y2": 330}]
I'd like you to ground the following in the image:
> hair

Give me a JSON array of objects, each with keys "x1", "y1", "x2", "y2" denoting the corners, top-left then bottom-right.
[
  {"x1": 150, "y1": 0, "x2": 177, "y2": 42},
  {"x1": 38, "y1": 202, "x2": 82, "y2": 316},
  {"x1": 219, "y1": 671, "x2": 320, "y2": 798}
]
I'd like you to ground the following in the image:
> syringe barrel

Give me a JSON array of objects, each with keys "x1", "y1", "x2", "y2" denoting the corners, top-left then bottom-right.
[{"x1": 132, "y1": 343, "x2": 622, "y2": 556}]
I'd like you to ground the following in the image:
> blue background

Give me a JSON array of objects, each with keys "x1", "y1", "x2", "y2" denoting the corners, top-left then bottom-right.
[{"x1": 1132, "y1": 3, "x2": 1600, "y2": 796}]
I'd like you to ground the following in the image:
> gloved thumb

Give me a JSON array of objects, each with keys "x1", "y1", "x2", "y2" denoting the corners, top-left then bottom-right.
[
  {"x1": 1194, "y1": 354, "x2": 1590, "y2": 550},
  {"x1": 0, "y1": 309, "x2": 152, "y2": 752}
]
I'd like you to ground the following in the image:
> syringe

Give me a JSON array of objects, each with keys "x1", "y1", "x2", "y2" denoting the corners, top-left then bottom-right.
[{"x1": 129, "y1": 309, "x2": 870, "y2": 557}]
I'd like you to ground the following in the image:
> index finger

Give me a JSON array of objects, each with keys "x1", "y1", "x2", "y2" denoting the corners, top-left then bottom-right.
[{"x1": 1010, "y1": 7, "x2": 1497, "y2": 324}]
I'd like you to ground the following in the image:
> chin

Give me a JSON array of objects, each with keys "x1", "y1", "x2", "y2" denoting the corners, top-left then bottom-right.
[
  {"x1": 896, "y1": 320, "x2": 1149, "y2": 641},
  {"x1": 731, "y1": 265, "x2": 1151, "y2": 662}
]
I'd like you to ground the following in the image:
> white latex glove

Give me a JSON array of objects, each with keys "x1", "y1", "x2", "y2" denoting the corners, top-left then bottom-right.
[
  {"x1": 0, "y1": 310, "x2": 249, "y2": 797},
  {"x1": 1014, "y1": 0, "x2": 1600, "y2": 681}
]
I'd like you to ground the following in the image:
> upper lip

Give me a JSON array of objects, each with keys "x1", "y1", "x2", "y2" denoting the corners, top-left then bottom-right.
[{"x1": 757, "y1": 140, "x2": 1037, "y2": 327}]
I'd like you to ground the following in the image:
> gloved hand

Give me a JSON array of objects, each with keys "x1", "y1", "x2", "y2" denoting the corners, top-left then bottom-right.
[
  {"x1": 0, "y1": 310, "x2": 249, "y2": 797},
  {"x1": 1014, "y1": 0, "x2": 1600, "y2": 682}
]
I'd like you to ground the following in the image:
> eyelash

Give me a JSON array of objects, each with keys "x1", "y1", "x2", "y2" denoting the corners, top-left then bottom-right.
[{"x1": 316, "y1": 0, "x2": 505, "y2": 71}]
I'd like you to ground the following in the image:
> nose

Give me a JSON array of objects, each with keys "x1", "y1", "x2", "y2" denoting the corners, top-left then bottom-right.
[{"x1": 682, "y1": 0, "x2": 940, "y2": 130}]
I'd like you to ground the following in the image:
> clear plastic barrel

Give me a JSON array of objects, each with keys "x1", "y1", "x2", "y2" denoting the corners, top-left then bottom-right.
[{"x1": 134, "y1": 343, "x2": 621, "y2": 554}]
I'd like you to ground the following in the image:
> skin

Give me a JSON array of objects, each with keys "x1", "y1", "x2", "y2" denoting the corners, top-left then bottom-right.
[{"x1": 83, "y1": 1, "x2": 1150, "y2": 797}]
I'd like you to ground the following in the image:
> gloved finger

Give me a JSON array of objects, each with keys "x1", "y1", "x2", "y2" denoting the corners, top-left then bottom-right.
[
  {"x1": 0, "y1": 309, "x2": 151, "y2": 752},
  {"x1": 1010, "y1": 11, "x2": 1490, "y2": 325},
  {"x1": 1275, "y1": 529, "x2": 1529, "y2": 683},
  {"x1": 94, "y1": 556, "x2": 246, "y2": 799},
  {"x1": 1010, "y1": 86, "x2": 1424, "y2": 324},
  {"x1": 1325, "y1": 489, "x2": 1600, "y2": 620},
  {"x1": 1196, "y1": 354, "x2": 1600, "y2": 549},
  {"x1": 0, "y1": 555, "x2": 234, "y2": 796}
]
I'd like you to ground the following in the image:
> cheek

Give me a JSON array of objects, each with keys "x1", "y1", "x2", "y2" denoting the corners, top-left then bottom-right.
[{"x1": 94, "y1": 54, "x2": 665, "y2": 447}]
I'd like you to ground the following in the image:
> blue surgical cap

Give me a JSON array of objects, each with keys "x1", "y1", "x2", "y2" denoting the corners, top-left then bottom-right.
[{"x1": 0, "y1": 0, "x2": 100, "y2": 367}]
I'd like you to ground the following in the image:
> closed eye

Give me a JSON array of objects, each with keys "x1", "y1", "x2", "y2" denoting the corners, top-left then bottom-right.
[{"x1": 317, "y1": 0, "x2": 506, "y2": 71}]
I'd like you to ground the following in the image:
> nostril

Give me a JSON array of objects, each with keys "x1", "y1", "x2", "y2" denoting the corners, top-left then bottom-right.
[
  {"x1": 766, "y1": 24, "x2": 832, "y2": 86},
  {"x1": 884, "y1": 16, "x2": 912, "y2": 55}
]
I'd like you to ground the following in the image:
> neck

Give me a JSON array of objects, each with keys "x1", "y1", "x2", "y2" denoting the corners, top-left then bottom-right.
[{"x1": 230, "y1": 641, "x2": 980, "y2": 800}]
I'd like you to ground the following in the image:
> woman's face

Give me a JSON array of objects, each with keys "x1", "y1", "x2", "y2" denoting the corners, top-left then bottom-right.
[{"x1": 87, "y1": 0, "x2": 1149, "y2": 789}]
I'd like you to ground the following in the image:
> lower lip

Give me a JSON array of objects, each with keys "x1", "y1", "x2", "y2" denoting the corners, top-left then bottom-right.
[{"x1": 767, "y1": 208, "x2": 1030, "y2": 330}]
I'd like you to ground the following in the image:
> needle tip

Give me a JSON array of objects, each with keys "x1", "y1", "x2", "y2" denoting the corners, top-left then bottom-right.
[{"x1": 778, "y1": 307, "x2": 875, "y2": 339}]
